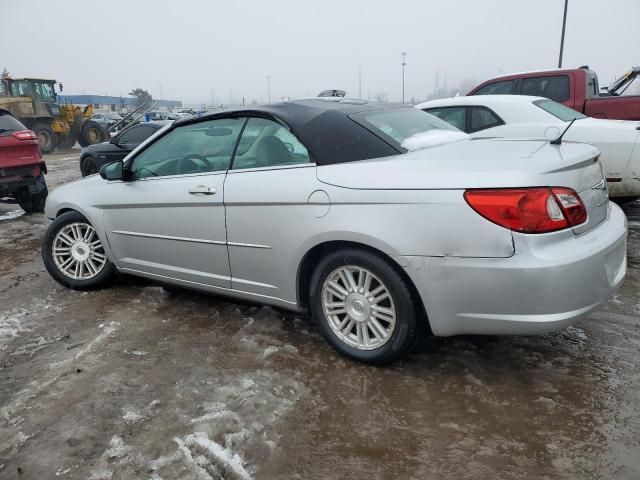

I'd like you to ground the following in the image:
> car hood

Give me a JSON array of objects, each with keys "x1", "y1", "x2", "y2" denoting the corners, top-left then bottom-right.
[
  {"x1": 81, "y1": 140, "x2": 125, "y2": 155},
  {"x1": 316, "y1": 138, "x2": 602, "y2": 191}
]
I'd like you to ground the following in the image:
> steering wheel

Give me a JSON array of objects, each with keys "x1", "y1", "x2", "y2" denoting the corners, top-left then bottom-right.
[{"x1": 177, "y1": 154, "x2": 211, "y2": 174}]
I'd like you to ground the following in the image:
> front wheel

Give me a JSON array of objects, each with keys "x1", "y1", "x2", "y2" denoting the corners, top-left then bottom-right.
[
  {"x1": 79, "y1": 120, "x2": 104, "y2": 147},
  {"x1": 310, "y1": 248, "x2": 419, "y2": 364},
  {"x1": 42, "y1": 211, "x2": 115, "y2": 289},
  {"x1": 32, "y1": 123, "x2": 56, "y2": 154},
  {"x1": 81, "y1": 156, "x2": 99, "y2": 176}
]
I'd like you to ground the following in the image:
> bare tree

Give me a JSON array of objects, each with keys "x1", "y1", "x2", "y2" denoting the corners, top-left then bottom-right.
[
  {"x1": 374, "y1": 92, "x2": 388, "y2": 103},
  {"x1": 129, "y1": 88, "x2": 152, "y2": 106}
]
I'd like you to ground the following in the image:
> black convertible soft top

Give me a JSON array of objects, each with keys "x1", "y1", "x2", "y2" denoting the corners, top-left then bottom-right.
[{"x1": 174, "y1": 98, "x2": 410, "y2": 165}]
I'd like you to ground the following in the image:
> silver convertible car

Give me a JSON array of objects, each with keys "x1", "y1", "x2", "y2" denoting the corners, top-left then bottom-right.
[{"x1": 42, "y1": 98, "x2": 627, "y2": 364}]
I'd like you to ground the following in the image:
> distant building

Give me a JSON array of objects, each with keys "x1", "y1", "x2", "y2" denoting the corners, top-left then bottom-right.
[{"x1": 57, "y1": 94, "x2": 181, "y2": 111}]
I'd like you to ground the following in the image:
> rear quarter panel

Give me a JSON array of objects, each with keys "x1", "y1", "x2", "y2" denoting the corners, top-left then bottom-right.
[{"x1": 585, "y1": 96, "x2": 640, "y2": 121}]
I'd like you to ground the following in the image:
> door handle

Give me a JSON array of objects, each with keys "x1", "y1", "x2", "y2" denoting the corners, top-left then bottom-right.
[{"x1": 188, "y1": 185, "x2": 217, "y2": 195}]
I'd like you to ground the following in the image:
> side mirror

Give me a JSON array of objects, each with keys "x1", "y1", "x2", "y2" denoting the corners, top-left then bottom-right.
[{"x1": 99, "y1": 161, "x2": 124, "y2": 181}]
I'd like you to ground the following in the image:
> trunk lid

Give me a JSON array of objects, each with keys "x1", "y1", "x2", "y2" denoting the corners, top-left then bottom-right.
[{"x1": 316, "y1": 138, "x2": 608, "y2": 234}]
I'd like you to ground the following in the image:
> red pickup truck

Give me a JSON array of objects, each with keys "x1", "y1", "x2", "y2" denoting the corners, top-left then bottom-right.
[{"x1": 468, "y1": 66, "x2": 640, "y2": 121}]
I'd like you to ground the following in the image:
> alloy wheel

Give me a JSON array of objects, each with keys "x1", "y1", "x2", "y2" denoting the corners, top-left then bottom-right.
[
  {"x1": 321, "y1": 265, "x2": 397, "y2": 350},
  {"x1": 52, "y1": 222, "x2": 107, "y2": 280}
]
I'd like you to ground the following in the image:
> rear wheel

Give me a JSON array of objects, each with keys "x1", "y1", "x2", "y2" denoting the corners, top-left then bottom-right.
[
  {"x1": 32, "y1": 123, "x2": 56, "y2": 154},
  {"x1": 16, "y1": 175, "x2": 48, "y2": 213},
  {"x1": 79, "y1": 120, "x2": 104, "y2": 147},
  {"x1": 81, "y1": 156, "x2": 99, "y2": 176},
  {"x1": 42, "y1": 211, "x2": 115, "y2": 289},
  {"x1": 309, "y1": 248, "x2": 418, "y2": 364}
]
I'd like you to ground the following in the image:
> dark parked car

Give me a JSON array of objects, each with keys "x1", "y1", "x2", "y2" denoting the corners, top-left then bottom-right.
[
  {"x1": 91, "y1": 112, "x2": 123, "y2": 131},
  {"x1": 79, "y1": 122, "x2": 169, "y2": 176},
  {"x1": 0, "y1": 108, "x2": 48, "y2": 212}
]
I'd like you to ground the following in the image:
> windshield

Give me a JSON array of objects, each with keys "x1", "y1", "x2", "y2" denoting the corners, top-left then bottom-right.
[
  {"x1": 352, "y1": 108, "x2": 463, "y2": 149},
  {"x1": 31, "y1": 81, "x2": 57, "y2": 102},
  {"x1": 533, "y1": 99, "x2": 586, "y2": 121}
]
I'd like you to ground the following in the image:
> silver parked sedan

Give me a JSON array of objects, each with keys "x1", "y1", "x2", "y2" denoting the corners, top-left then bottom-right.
[{"x1": 42, "y1": 98, "x2": 627, "y2": 364}]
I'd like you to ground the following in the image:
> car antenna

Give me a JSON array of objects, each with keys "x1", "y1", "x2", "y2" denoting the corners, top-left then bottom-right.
[{"x1": 550, "y1": 118, "x2": 577, "y2": 145}]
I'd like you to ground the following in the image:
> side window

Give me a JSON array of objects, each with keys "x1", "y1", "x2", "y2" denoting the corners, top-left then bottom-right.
[
  {"x1": 424, "y1": 107, "x2": 467, "y2": 131},
  {"x1": 119, "y1": 126, "x2": 153, "y2": 145},
  {"x1": 520, "y1": 75, "x2": 569, "y2": 102},
  {"x1": 474, "y1": 80, "x2": 515, "y2": 95},
  {"x1": 469, "y1": 107, "x2": 503, "y2": 133},
  {"x1": 129, "y1": 117, "x2": 245, "y2": 180},
  {"x1": 232, "y1": 117, "x2": 311, "y2": 170}
]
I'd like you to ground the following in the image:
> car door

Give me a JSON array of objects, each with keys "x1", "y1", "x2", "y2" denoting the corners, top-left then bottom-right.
[
  {"x1": 101, "y1": 117, "x2": 246, "y2": 288},
  {"x1": 223, "y1": 116, "x2": 318, "y2": 303},
  {"x1": 97, "y1": 126, "x2": 150, "y2": 164}
]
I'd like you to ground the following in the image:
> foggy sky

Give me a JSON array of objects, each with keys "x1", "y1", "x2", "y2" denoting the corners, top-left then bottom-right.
[{"x1": 1, "y1": 0, "x2": 638, "y2": 105}]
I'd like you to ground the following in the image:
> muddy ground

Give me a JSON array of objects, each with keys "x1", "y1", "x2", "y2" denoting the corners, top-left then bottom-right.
[{"x1": 1, "y1": 150, "x2": 639, "y2": 480}]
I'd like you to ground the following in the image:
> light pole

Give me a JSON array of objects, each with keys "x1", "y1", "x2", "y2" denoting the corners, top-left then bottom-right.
[
  {"x1": 266, "y1": 75, "x2": 271, "y2": 103},
  {"x1": 558, "y1": 0, "x2": 569, "y2": 68},
  {"x1": 401, "y1": 52, "x2": 407, "y2": 104}
]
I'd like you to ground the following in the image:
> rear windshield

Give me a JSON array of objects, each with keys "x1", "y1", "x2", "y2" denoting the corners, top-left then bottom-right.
[
  {"x1": 0, "y1": 111, "x2": 26, "y2": 134},
  {"x1": 533, "y1": 99, "x2": 586, "y2": 121},
  {"x1": 351, "y1": 108, "x2": 460, "y2": 149}
]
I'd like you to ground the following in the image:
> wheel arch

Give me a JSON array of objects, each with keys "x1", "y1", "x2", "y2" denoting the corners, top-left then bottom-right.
[
  {"x1": 50, "y1": 204, "x2": 116, "y2": 267},
  {"x1": 295, "y1": 240, "x2": 432, "y2": 335}
]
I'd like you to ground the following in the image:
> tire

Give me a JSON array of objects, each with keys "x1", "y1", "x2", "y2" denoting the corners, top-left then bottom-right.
[
  {"x1": 79, "y1": 120, "x2": 104, "y2": 147},
  {"x1": 57, "y1": 134, "x2": 76, "y2": 149},
  {"x1": 42, "y1": 211, "x2": 115, "y2": 290},
  {"x1": 309, "y1": 248, "x2": 418, "y2": 365},
  {"x1": 16, "y1": 175, "x2": 48, "y2": 213},
  {"x1": 32, "y1": 123, "x2": 56, "y2": 154},
  {"x1": 81, "y1": 155, "x2": 99, "y2": 177},
  {"x1": 18, "y1": 186, "x2": 48, "y2": 213}
]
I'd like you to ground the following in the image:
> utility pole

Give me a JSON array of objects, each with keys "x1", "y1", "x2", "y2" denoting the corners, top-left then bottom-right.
[
  {"x1": 558, "y1": 0, "x2": 569, "y2": 68},
  {"x1": 266, "y1": 75, "x2": 271, "y2": 103},
  {"x1": 358, "y1": 64, "x2": 362, "y2": 99},
  {"x1": 401, "y1": 52, "x2": 407, "y2": 104}
]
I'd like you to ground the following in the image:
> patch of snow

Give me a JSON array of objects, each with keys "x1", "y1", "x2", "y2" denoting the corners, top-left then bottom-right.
[
  {"x1": 261, "y1": 344, "x2": 298, "y2": 359},
  {"x1": 55, "y1": 467, "x2": 72, "y2": 476},
  {"x1": 88, "y1": 468, "x2": 113, "y2": 480},
  {"x1": 150, "y1": 372, "x2": 303, "y2": 478},
  {"x1": 124, "y1": 349, "x2": 147, "y2": 356},
  {"x1": 103, "y1": 435, "x2": 132, "y2": 459},
  {"x1": 122, "y1": 411, "x2": 144, "y2": 425},
  {"x1": 0, "y1": 209, "x2": 25, "y2": 221},
  {"x1": 0, "y1": 308, "x2": 31, "y2": 348},
  {"x1": 401, "y1": 129, "x2": 469, "y2": 151},
  {"x1": 10, "y1": 336, "x2": 54, "y2": 358},
  {"x1": 181, "y1": 432, "x2": 252, "y2": 480}
]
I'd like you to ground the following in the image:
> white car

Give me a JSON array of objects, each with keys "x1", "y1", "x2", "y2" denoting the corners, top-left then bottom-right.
[{"x1": 416, "y1": 95, "x2": 640, "y2": 198}]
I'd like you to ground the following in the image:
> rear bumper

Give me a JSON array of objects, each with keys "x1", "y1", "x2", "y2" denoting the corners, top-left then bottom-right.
[
  {"x1": 0, "y1": 164, "x2": 45, "y2": 194},
  {"x1": 404, "y1": 203, "x2": 628, "y2": 336}
]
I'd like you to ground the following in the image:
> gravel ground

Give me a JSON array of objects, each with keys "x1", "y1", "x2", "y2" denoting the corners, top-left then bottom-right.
[{"x1": 1, "y1": 150, "x2": 639, "y2": 480}]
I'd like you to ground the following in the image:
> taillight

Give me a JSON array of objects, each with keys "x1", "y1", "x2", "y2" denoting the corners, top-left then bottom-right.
[
  {"x1": 464, "y1": 187, "x2": 587, "y2": 234},
  {"x1": 12, "y1": 130, "x2": 37, "y2": 141}
]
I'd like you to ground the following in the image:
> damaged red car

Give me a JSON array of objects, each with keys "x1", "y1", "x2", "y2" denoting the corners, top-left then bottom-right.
[{"x1": 0, "y1": 108, "x2": 48, "y2": 212}]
